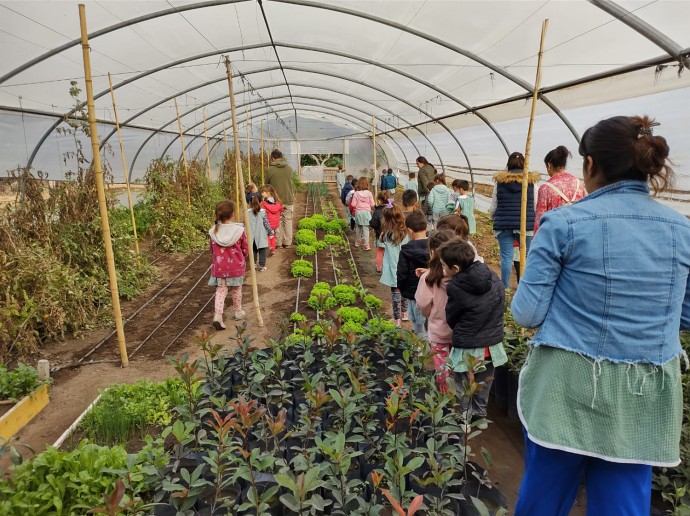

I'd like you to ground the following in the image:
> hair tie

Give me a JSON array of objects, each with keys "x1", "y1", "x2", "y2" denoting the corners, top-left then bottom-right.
[
  {"x1": 385, "y1": 199, "x2": 394, "y2": 209},
  {"x1": 638, "y1": 122, "x2": 659, "y2": 139}
]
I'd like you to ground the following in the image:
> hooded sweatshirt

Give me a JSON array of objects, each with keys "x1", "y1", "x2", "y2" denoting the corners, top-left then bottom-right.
[
  {"x1": 340, "y1": 181, "x2": 353, "y2": 205},
  {"x1": 209, "y1": 223, "x2": 248, "y2": 279},
  {"x1": 261, "y1": 198, "x2": 284, "y2": 230},
  {"x1": 427, "y1": 183, "x2": 452, "y2": 214},
  {"x1": 265, "y1": 158, "x2": 295, "y2": 205},
  {"x1": 415, "y1": 270, "x2": 453, "y2": 344},
  {"x1": 445, "y1": 261, "x2": 505, "y2": 349},
  {"x1": 397, "y1": 239, "x2": 429, "y2": 300}
]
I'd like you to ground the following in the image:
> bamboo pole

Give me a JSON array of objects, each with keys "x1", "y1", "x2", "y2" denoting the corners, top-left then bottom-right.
[
  {"x1": 78, "y1": 4, "x2": 128, "y2": 367},
  {"x1": 261, "y1": 119, "x2": 265, "y2": 185},
  {"x1": 246, "y1": 107, "x2": 252, "y2": 186},
  {"x1": 203, "y1": 109, "x2": 211, "y2": 179},
  {"x1": 520, "y1": 19, "x2": 549, "y2": 278},
  {"x1": 107, "y1": 72, "x2": 139, "y2": 256},
  {"x1": 173, "y1": 97, "x2": 191, "y2": 208},
  {"x1": 221, "y1": 121, "x2": 238, "y2": 207},
  {"x1": 225, "y1": 57, "x2": 264, "y2": 327},
  {"x1": 373, "y1": 116, "x2": 378, "y2": 198}
]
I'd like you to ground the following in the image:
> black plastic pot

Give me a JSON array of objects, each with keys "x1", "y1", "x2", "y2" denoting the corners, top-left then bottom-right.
[
  {"x1": 492, "y1": 366, "x2": 510, "y2": 412},
  {"x1": 195, "y1": 484, "x2": 241, "y2": 515},
  {"x1": 240, "y1": 473, "x2": 282, "y2": 516}
]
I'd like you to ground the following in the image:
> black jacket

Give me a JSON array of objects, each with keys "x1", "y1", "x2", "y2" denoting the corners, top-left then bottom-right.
[
  {"x1": 445, "y1": 262, "x2": 505, "y2": 349},
  {"x1": 370, "y1": 205, "x2": 385, "y2": 239},
  {"x1": 341, "y1": 181, "x2": 353, "y2": 205},
  {"x1": 397, "y1": 239, "x2": 429, "y2": 300}
]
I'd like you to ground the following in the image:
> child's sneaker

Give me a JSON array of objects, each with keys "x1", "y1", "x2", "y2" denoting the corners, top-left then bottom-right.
[
  {"x1": 354, "y1": 240, "x2": 360, "y2": 247},
  {"x1": 269, "y1": 249, "x2": 276, "y2": 257},
  {"x1": 212, "y1": 314, "x2": 226, "y2": 330},
  {"x1": 393, "y1": 319, "x2": 401, "y2": 327},
  {"x1": 364, "y1": 245, "x2": 371, "y2": 251},
  {"x1": 401, "y1": 311, "x2": 409, "y2": 321},
  {"x1": 376, "y1": 268, "x2": 382, "y2": 273},
  {"x1": 234, "y1": 310, "x2": 246, "y2": 320},
  {"x1": 258, "y1": 266, "x2": 267, "y2": 272}
]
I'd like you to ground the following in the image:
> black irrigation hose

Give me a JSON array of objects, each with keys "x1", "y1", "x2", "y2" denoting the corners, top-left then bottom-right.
[
  {"x1": 129, "y1": 265, "x2": 212, "y2": 357},
  {"x1": 77, "y1": 251, "x2": 206, "y2": 363},
  {"x1": 160, "y1": 294, "x2": 214, "y2": 357}
]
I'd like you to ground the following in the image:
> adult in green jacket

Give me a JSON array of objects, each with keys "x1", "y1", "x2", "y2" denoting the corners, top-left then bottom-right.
[
  {"x1": 265, "y1": 149, "x2": 295, "y2": 248},
  {"x1": 415, "y1": 156, "x2": 436, "y2": 201}
]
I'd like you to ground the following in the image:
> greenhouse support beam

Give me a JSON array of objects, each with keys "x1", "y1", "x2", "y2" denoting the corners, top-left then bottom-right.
[
  {"x1": 373, "y1": 117, "x2": 378, "y2": 198},
  {"x1": 246, "y1": 106, "x2": 251, "y2": 185},
  {"x1": 521, "y1": 20, "x2": 548, "y2": 276},
  {"x1": 225, "y1": 56, "x2": 264, "y2": 328},
  {"x1": 95, "y1": 43, "x2": 508, "y2": 158},
  {"x1": 589, "y1": 0, "x2": 686, "y2": 61},
  {"x1": 203, "y1": 104, "x2": 411, "y2": 175},
  {"x1": 107, "y1": 72, "x2": 139, "y2": 255},
  {"x1": 145, "y1": 83, "x2": 426, "y2": 181},
  {"x1": 78, "y1": 4, "x2": 128, "y2": 368},
  {"x1": 203, "y1": 110, "x2": 211, "y2": 179},
  {"x1": 261, "y1": 120, "x2": 265, "y2": 185},
  {"x1": 197, "y1": 100, "x2": 416, "y2": 174}
]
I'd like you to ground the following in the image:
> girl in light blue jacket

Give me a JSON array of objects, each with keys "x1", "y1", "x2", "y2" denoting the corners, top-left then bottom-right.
[{"x1": 426, "y1": 174, "x2": 452, "y2": 225}]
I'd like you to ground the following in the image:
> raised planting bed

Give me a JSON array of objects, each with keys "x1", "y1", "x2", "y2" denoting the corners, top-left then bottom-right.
[{"x1": 0, "y1": 363, "x2": 51, "y2": 441}]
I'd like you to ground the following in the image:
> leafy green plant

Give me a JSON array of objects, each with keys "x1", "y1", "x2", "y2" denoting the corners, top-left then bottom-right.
[
  {"x1": 0, "y1": 439, "x2": 167, "y2": 516},
  {"x1": 364, "y1": 294, "x2": 383, "y2": 311},
  {"x1": 323, "y1": 234, "x2": 345, "y2": 247},
  {"x1": 79, "y1": 379, "x2": 183, "y2": 445},
  {"x1": 291, "y1": 259, "x2": 314, "y2": 278},
  {"x1": 290, "y1": 312, "x2": 307, "y2": 323},
  {"x1": 295, "y1": 229, "x2": 318, "y2": 246},
  {"x1": 298, "y1": 218, "x2": 317, "y2": 231},
  {"x1": 296, "y1": 244, "x2": 317, "y2": 256},
  {"x1": 0, "y1": 363, "x2": 45, "y2": 401},
  {"x1": 336, "y1": 307, "x2": 368, "y2": 324},
  {"x1": 331, "y1": 285, "x2": 358, "y2": 307}
]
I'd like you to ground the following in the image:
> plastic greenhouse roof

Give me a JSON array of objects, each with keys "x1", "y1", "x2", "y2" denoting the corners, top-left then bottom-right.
[{"x1": 0, "y1": 1, "x2": 688, "y2": 211}]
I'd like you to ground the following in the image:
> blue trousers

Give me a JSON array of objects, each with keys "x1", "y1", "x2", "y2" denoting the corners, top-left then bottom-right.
[
  {"x1": 516, "y1": 433, "x2": 652, "y2": 516},
  {"x1": 406, "y1": 299, "x2": 428, "y2": 341},
  {"x1": 496, "y1": 230, "x2": 532, "y2": 289}
]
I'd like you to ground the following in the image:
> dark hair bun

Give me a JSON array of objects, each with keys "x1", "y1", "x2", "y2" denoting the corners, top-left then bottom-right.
[
  {"x1": 631, "y1": 116, "x2": 672, "y2": 192},
  {"x1": 544, "y1": 146, "x2": 571, "y2": 169}
]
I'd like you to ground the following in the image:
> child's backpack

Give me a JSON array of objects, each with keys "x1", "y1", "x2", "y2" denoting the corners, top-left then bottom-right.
[
  {"x1": 347, "y1": 191, "x2": 357, "y2": 216},
  {"x1": 384, "y1": 174, "x2": 397, "y2": 190}
]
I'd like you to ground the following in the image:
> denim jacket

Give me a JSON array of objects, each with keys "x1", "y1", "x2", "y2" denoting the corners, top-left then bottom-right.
[{"x1": 511, "y1": 180, "x2": 690, "y2": 365}]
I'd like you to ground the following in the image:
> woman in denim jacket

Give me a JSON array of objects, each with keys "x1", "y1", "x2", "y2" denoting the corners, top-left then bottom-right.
[{"x1": 512, "y1": 116, "x2": 690, "y2": 516}]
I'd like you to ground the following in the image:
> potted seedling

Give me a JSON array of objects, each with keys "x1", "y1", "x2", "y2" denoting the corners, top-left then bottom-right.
[{"x1": 316, "y1": 431, "x2": 365, "y2": 513}]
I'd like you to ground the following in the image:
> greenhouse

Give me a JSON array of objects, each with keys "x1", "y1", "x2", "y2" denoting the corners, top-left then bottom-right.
[{"x1": 0, "y1": 1, "x2": 689, "y2": 515}]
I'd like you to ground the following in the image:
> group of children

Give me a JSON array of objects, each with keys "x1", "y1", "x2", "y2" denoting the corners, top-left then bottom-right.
[
  {"x1": 208, "y1": 184, "x2": 285, "y2": 330},
  {"x1": 340, "y1": 174, "x2": 505, "y2": 420}
]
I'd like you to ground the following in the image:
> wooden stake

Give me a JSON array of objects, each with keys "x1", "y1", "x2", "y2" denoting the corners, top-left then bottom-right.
[
  {"x1": 173, "y1": 97, "x2": 191, "y2": 208},
  {"x1": 261, "y1": 119, "x2": 265, "y2": 185},
  {"x1": 373, "y1": 116, "x2": 378, "y2": 198},
  {"x1": 203, "y1": 109, "x2": 211, "y2": 179},
  {"x1": 221, "y1": 121, "x2": 237, "y2": 206},
  {"x1": 520, "y1": 19, "x2": 549, "y2": 278},
  {"x1": 225, "y1": 57, "x2": 264, "y2": 327},
  {"x1": 107, "y1": 72, "x2": 139, "y2": 255},
  {"x1": 78, "y1": 4, "x2": 128, "y2": 367},
  {"x1": 246, "y1": 106, "x2": 252, "y2": 186}
]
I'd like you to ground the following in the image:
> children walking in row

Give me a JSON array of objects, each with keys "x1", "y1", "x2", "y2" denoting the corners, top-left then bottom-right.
[
  {"x1": 379, "y1": 202, "x2": 409, "y2": 324},
  {"x1": 209, "y1": 200, "x2": 248, "y2": 329},
  {"x1": 415, "y1": 230, "x2": 456, "y2": 390},
  {"x1": 349, "y1": 177, "x2": 375, "y2": 250},
  {"x1": 261, "y1": 185, "x2": 283, "y2": 256},
  {"x1": 369, "y1": 191, "x2": 389, "y2": 273},
  {"x1": 247, "y1": 193, "x2": 275, "y2": 272},
  {"x1": 442, "y1": 239, "x2": 506, "y2": 426},
  {"x1": 451, "y1": 179, "x2": 476, "y2": 235},
  {"x1": 397, "y1": 210, "x2": 429, "y2": 340}
]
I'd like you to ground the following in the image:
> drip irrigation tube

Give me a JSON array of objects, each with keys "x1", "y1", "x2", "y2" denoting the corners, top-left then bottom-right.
[
  {"x1": 129, "y1": 265, "x2": 212, "y2": 357},
  {"x1": 160, "y1": 294, "x2": 215, "y2": 357},
  {"x1": 77, "y1": 251, "x2": 206, "y2": 364}
]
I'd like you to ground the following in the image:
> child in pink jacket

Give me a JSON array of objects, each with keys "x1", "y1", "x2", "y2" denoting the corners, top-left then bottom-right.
[
  {"x1": 349, "y1": 176, "x2": 375, "y2": 250},
  {"x1": 415, "y1": 229, "x2": 456, "y2": 391}
]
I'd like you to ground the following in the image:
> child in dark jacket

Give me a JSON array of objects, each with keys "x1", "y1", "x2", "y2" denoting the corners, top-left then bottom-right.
[
  {"x1": 369, "y1": 191, "x2": 389, "y2": 273},
  {"x1": 396, "y1": 210, "x2": 429, "y2": 337},
  {"x1": 440, "y1": 239, "x2": 506, "y2": 425}
]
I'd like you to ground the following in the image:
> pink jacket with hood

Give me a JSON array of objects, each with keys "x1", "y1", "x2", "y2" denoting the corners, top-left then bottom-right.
[
  {"x1": 415, "y1": 270, "x2": 453, "y2": 344},
  {"x1": 209, "y1": 222, "x2": 248, "y2": 279},
  {"x1": 349, "y1": 190, "x2": 375, "y2": 213}
]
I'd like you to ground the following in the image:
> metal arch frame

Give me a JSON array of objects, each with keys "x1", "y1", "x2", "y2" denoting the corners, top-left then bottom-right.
[
  {"x1": 96, "y1": 42, "x2": 509, "y2": 155},
  {"x1": 196, "y1": 103, "x2": 411, "y2": 169},
  {"x1": 129, "y1": 81, "x2": 433, "y2": 179},
  {"x1": 6, "y1": 0, "x2": 689, "y2": 157},
  {"x1": 200, "y1": 107, "x2": 401, "y2": 172},
  {"x1": 189, "y1": 99, "x2": 413, "y2": 169},
  {"x1": 589, "y1": 0, "x2": 687, "y2": 63}
]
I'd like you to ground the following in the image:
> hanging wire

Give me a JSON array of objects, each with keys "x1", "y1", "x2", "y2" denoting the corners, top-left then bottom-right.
[{"x1": 17, "y1": 96, "x2": 30, "y2": 162}]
